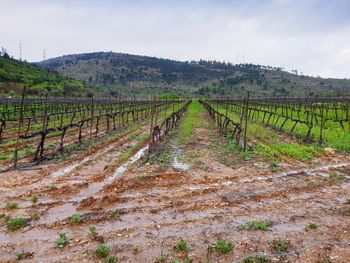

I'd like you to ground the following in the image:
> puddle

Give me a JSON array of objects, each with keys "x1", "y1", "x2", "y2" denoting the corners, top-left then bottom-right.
[
  {"x1": 173, "y1": 156, "x2": 190, "y2": 172},
  {"x1": 107, "y1": 146, "x2": 149, "y2": 182},
  {"x1": 51, "y1": 155, "x2": 94, "y2": 178}
]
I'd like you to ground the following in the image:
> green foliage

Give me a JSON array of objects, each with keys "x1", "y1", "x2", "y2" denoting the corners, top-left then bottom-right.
[
  {"x1": 89, "y1": 226, "x2": 97, "y2": 235},
  {"x1": 305, "y1": 223, "x2": 317, "y2": 231},
  {"x1": 55, "y1": 232, "x2": 69, "y2": 248},
  {"x1": 15, "y1": 250, "x2": 32, "y2": 260},
  {"x1": 7, "y1": 217, "x2": 26, "y2": 231},
  {"x1": 103, "y1": 256, "x2": 119, "y2": 263},
  {"x1": 210, "y1": 240, "x2": 233, "y2": 254},
  {"x1": 173, "y1": 239, "x2": 189, "y2": 252},
  {"x1": 49, "y1": 184, "x2": 57, "y2": 190},
  {"x1": 269, "y1": 238, "x2": 290, "y2": 253},
  {"x1": 329, "y1": 172, "x2": 346, "y2": 181},
  {"x1": 95, "y1": 244, "x2": 110, "y2": 258},
  {"x1": 0, "y1": 57, "x2": 86, "y2": 96},
  {"x1": 172, "y1": 256, "x2": 192, "y2": 263},
  {"x1": 239, "y1": 256, "x2": 270, "y2": 263},
  {"x1": 239, "y1": 220, "x2": 272, "y2": 231},
  {"x1": 6, "y1": 202, "x2": 18, "y2": 210},
  {"x1": 31, "y1": 195, "x2": 38, "y2": 204},
  {"x1": 70, "y1": 213, "x2": 82, "y2": 224},
  {"x1": 239, "y1": 151, "x2": 252, "y2": 161},
  {"x1": 31, "y1": 212, "x2": 40, "y2": 221}
]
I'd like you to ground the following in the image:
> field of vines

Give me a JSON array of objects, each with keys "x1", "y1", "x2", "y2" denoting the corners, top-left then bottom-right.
[{"x1": 0, "y1": 95, "x2": 350, "y2": 263}]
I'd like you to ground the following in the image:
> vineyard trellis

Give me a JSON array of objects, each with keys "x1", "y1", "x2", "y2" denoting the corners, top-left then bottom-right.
[
  {"x1": 149, "y1": 100, "x2": 192, "y2": 152},
  {"x1": 0, "y1": 94, "x2": 186, "y2": 171},
  {"x1": 206, "y1": 96, "x2": 350, "y2": 145}
]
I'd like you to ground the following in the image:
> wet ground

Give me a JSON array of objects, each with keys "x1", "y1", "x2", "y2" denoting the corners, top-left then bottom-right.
[{"x1": 0, "y1": 105, "x2": 350, "y2": 263}]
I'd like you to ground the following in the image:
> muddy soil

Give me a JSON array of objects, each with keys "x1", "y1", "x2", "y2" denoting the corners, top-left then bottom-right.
[{"x1": 0, "y1": 107, "x2": 349, "y2": 263}]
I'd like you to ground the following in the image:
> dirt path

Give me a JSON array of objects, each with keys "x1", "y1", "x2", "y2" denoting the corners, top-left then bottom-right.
[{"x1": 0, "y1": 102, "x2": 350, "y2": 262}]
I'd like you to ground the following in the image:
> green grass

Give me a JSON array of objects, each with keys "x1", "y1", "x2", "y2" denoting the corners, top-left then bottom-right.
[
  {"x1": 172, "y1": 256, "x2": 192, "y2": 263},
  {"x1": 31, "y1": 195, "x2": 38, "y2": 204},
  {"x1": 173, "y1": 239, "x2": 189, "y2": 252},
  {"x1": 269, "y1": 238, "x2": 290, "y2": 253},
  {"x1": 55, "y1": 232, "x2": 69, "y2": 248},
  {"x1": 209, "y1": 240, "x2": 233, "y2": 254},
  {"x1": 329, "y1": 172, "x2": 346, "y2": 181},
  {"x1": 15, "y1": 250, "x2": 32, "y2": 260},
  {"x1": 95, "y1": 244, "x2": 110, "y2": 258},
  {"x1": 103, "y1": 256, "x2": 119, "y2": 263},
  {"x1": 239, "y1": 255, "x2": 270, "y2": 263},
  {"x1": 239, "y1": 220, "x2": 272, "y2": 231},
  {"x1": 7, "y1": 217, "x2": 26, "y2": 231},
  {"x1": 177, "y1": 101, "x2": 204, "y2": 144},
  {"x1": 31, "y1": 212, "x2": 40, "y2": 221},
  {"x1": 6, "y1": 202, "x2": 18, "y2": 210},
  {"x1": 70, "y1": 213, "x2": 82, "y2": 224},
  {"x1": 305, "y1": 223, "x2": 317, "y2": 231}
]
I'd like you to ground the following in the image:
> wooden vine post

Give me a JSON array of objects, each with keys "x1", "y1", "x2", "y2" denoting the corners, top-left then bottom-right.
[
  {"x1": 13, "y1": 86, "x2": 26, "y2": 168},
  {"x1": 243, "y1": 91, "x2": 250, "y2": 152}
]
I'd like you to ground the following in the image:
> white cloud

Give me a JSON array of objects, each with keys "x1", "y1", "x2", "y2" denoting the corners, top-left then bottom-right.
[{"x1": 0, "y1": 0, "x2": 349, "y2": 78}]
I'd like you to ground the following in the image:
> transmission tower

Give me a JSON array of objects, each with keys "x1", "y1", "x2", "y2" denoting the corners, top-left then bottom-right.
[{"x1": 19, "y1": 42, "x2": 22, "y2": 61}]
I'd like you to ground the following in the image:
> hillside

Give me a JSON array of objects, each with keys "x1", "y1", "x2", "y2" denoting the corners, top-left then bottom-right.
[
  {"x1": 0, "y1": 56, "x2": 88, "y2": 96},
  {"x1": 39, "y1": 52, "x2": 350, "y2": 97}
]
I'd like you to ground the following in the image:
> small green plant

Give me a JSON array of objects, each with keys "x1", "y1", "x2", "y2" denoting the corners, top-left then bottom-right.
[
  {"x1": 49, "y1": 184, "x2": 57, "y2": 190},
  {"x1": 103, "y1": 255, "x2": 118, "y2": 263},
  {"x1": 305, "y1": 223, "x2": 317, "y2": 231},
  {"x1": 31, "y1": 212, "x2": 40, "y2": 221},
  {"x1": 96, "y1": 244, "x2": 110, "y2": 258},
  {"x1": 173, "y1": 239, "x2": 189, "y2": 252},
  {"x1": 210, "y1": 240, "x2": 233, "y2": 254},
  {"x1": 346, "y1": 198, "x2": 350, "y2": 204},
  {"x1": 155, "y1": 254, "x2": 169, "y2": 263},
  {"x1": 269, "y1": 160, "x2": 278, "y2": 172},
  {"x1": 269, "y1": 238, "x2": 290, "y2": 253},
  {"x1": 15, "y1": 250, "x2": 32, "y2": 260},
  {"x1": 89, "y1": 226, "x2": 97, "y2": 235},
  {"x1": 329, "y1": 172, "x2": 346, "y2": 181},
  {"x1": 6, "y1": 202, "x2": 18, "y2": 210},
  {"x1": 7, "y1": 217, "x2": 26, "y2": 231},
  {"x1": 239, "y1": 255, "x2": 270, "y2": 263},
  {"x1": 172, "y1": 256, "x2": 192, "y2": 263},
  {"x1": 70, "y1": 213, "x2": 82, "y2": 224},
  {"x1": 239, "y1": 220, "x2": 272, "y2": 231},
  {"x1": 31, "y1": 195, "x2": 38, "y2": 204},
  {"x1": 239, "y1": 151, "x2": 252, "y2": 161},
  {"x1": 136, "y1": 174, "x2": 153, "y2": 180},
  {"x1": 55, "y1": 232, "x2": 69, "y2": 248}
]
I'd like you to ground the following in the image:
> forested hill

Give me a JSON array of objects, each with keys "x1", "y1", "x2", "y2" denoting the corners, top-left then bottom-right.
[
  {"x1": 0, "y1": 55, "x2": 87, "y2": 96},
  {"x1": 39, "y1": 51, "x2": 350, "y2": 97}
]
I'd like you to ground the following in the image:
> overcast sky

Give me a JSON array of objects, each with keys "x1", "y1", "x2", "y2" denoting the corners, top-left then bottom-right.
[{"x1": 1, "y1": 0, "x2": 350, "y2": 78}]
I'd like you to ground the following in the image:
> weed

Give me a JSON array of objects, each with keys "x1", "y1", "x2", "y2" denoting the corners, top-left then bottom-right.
[
  {"x1": 103, "y1": 256, "x2": 119, "y2": 263},
  {"x1": 346, "y1": 198, "x2": 350, "y2": 204},
  {"x1": 239, "y1": 220, "x2": 272, "y2": 231},
  {"x1": 31, "y1": 195, "x2": 38, "y2": 204},
  {"x1": 31, "y1": 212, "x2": 40, "y2": 221},
  {"x1": 329, "y1": 172, "x2": 346, "y2": 181},
  {"x1": 55, "y1": 232, "x2": 69, "y2": 248},
  {"x1": 89, "y1": 226, "x2": 97, "y2": 236},
  {"x1": 15, "y1": 250, "x2": 32, "y2": 260},
  {"x1": 305, "y1": 223, "x2": 317, "y2": 231},
  {"x1": 172, "y1": 256, "x2": 192, "y2": 263},
  {"x1": 173, "y1": 239, "x2": 189, "y2": 252},
  {"x1": 269, "y1": 238, "x2": 290, "y2": 253},
  {"x1": 239, "y1": 255, "x2": 270, "y2": 263},
  {"x1": 136, "y1": 174, "x2": 153, "y2": 180},
  {"x1": 49, "y1": 184, "x2": 57, "y2": 190},
  {"x1": 239, "y1": 151, "x2": 252, "y2": 161},
  {"x1": 155, "y1": 254, "x2": 169, "y2": 263},
  {"x1": 209, "y1": 240, "x2": 233, "y2": 255},
  {"x1": 269, "y1": 160, "x2": 278, "y2": 172},
  {"x1": 7, "y1": 217, "x2": 26, "y2": 231},
  {"x1": 108, "y1": 209, "x2": 124, "y2": 219},
  {"x1": 96, "y1": 244, "x2": 110, "y2": 258},
  {"x1": 6, "y1": 202, "x2": 18, "y2": 210},
  {"x1": 70, "y1": 213, "x2": 82, "y2": 224}
]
